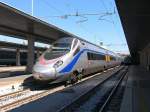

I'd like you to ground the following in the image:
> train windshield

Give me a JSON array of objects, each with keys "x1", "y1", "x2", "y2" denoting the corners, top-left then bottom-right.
[{"x1": 43, "y1": 38, "x2": 73, "y2": 60}]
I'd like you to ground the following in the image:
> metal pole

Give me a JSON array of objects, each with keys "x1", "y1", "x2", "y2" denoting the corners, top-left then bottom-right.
[{"x1": 31, "y1": 0, "x2": 34, "y2": 16}]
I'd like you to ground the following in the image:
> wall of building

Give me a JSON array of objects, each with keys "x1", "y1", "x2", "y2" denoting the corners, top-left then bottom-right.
[{"x1": 140, "y1": 43, "x2": 150, "y2": 70}]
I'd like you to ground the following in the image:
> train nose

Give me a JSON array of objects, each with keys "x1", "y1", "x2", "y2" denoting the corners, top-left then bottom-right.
[{"x1": 33, "y1": 68, "x2": 56, "y2": 81}]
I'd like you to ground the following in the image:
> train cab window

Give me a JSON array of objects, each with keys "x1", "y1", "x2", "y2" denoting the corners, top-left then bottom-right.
[{"x1": 43, "y1": 38, "x2": 73, "y2": 60}]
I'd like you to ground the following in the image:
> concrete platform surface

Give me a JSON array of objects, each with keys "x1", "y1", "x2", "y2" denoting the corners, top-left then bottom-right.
[
  {"x1": 0, "y1": 66, "x2": 26, "y2": 73},
  {"x1": 0, "y1": 66, "x2": 26, "y2": 78},
  {"x1": 120, "y1": 65, "x2": 150, "y2": 112},
  {"x1": 0, "y1": 74, "x2": 32, "y2": 96},
  {"x1": 0, "y1": 74, "x2": 31, "y2": 86}
]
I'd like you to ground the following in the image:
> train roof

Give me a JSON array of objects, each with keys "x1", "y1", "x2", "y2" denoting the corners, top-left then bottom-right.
[{"x1": 75, "y1": 37, "x2": 119, "y2": 57}]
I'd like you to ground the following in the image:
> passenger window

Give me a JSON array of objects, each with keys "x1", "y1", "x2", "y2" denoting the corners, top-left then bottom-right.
[
  {"x1": 87, "y1": 52, "x2": 91, "y2": 60},
  {"x1": 87, "y1": 52, "x2": 105, "y2": 60}
]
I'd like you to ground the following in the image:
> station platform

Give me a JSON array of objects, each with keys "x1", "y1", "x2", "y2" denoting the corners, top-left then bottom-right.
[
  {"x1": 0, "y1": 66, "x2": 26, "y2": 78},
  {"x1": 0, "y1": 74, "x2": 32, "y2": 96},
  {"x1": 0, "y1": 74, "x2": 31, "y2": 86},
  {"x1": 0, "y1": 66, "x2": 26, "y2": 73},
  {"x1": 120, "y1": 65, "x2": 150, "y2": 112}
]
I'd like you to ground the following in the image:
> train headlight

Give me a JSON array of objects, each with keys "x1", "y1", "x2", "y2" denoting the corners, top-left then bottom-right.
[{"x1": 53, "y1": 60, "x2": 63, "y2": 68}]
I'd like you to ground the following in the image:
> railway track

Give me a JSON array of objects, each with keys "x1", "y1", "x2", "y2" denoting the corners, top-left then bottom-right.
[
  {"x1": 56, "y1": 66, "x2": 128, "y2": 112},
  {"x1": 0, "y1": 66, "x2": 123, "y2": 112},
  {"x1": 98, "y1": 68, "x2": 128, "y2": 112},
  {"x1": 0, "y1": 84, "x2": 65, "y2": 112}
]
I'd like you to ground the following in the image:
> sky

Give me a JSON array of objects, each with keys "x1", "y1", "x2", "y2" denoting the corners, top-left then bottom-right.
[{"x1": 0, "y1": 0, "x2": 129, "y2": 54}]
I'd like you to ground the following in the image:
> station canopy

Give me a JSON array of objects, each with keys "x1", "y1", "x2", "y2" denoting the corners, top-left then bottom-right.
[
  {"x1": 0, "y1": 41, "x2": 46, "y2": 51},
  {"x1": 0, "y1": 3, "x2": 79, "y2": 44},
  {"x1": 116, "y1": 0, "x2": 150, "y2": 56}
]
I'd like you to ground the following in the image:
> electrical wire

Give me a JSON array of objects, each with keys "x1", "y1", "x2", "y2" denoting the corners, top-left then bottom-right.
[
  {"x1": 41, "y1": 0, "x2": 64, "y2": 14},
  {"x1": 99, "y1": 0, "x2": 127, "y2": 48}
]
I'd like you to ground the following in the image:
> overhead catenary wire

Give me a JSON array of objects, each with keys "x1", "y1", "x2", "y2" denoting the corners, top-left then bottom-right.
[
  {"x1": 34, "y1": 0, "x2": 127, "y2": 53},
  {"x1": 104, "y1": 43, "x2": 127, "y2": 46},
  {"x1": 77, "y1": 23, "x2": 104, "y2": 45},
  {"x1": 108, "y1": 1, "x2": 126, "y2": 44},
  {"x1": 37, "y1": 0, "x2": 115, "y2": 24},
  {"x1": 64, "y1": 1, "x2": 104, "y2": 44},
  {"x1": 40, "y1": 11, "x2": 114, "y2": 20},
  {"x1": 99, "y1": 0, "x2": 109, "y2": 12},
  {"x1": 98, "y1": 0, "x2": 127, "y2": 49},
  {"x1": 41, "y1": 0, "x2": 64, "y2": 14}
]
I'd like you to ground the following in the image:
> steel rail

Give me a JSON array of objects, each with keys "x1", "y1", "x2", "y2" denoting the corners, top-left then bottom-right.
[{"x1": 99, "y1": 67, "x2": 128, "y2": 112}]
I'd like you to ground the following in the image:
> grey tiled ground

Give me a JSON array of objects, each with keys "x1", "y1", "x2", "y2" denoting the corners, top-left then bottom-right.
[{"x1": 120, "y1": 66, "x2": 150, "y2": 112}]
